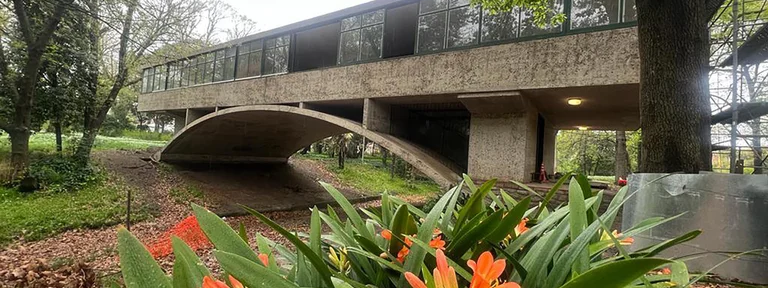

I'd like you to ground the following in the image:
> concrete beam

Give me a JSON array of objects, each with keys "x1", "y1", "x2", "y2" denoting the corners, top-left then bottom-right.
[
  {"x1": 185, "y1": 109, "x2": 211, "y2": 126},
  {"x1": 458, "y1": 91, "x2": 530, "y2": 114}
]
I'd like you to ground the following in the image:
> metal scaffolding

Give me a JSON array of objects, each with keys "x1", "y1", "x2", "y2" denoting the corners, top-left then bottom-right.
[{"x1": 709, "y1": 0, "x2": 768, "y2": 173}]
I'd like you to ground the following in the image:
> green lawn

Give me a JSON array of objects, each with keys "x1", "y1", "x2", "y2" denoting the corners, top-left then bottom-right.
[
  {"x1": 296, "y1": 153, "x2": 440, "y2": 196},
  {"x1": 0, "y1": 132, "x2": 167, "y2": 155},
  {"x1": 0, "y1": 132, "x2": 159, "y2": 245},
  {"x1": 0, "y1": 181, "x2": 149, "y2": 245}
]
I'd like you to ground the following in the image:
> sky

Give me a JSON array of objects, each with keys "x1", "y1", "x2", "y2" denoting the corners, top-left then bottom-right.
[{"x1": 223, "y1": 0, "x2": 371, "y2": 32}]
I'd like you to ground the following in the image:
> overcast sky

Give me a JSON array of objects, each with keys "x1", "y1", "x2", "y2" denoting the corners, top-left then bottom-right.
[{"x1": 223, "y1": 0, "x2": 371, "y2": 31}]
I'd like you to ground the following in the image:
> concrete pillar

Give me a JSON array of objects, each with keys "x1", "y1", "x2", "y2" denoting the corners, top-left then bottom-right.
[
  {"x1": 362, "y1": 98, "x2": 391, "y2": 133},
  {"x1": 173, "y1": 115, "x2": 185, "y2": 135},
  {"x1": 543, "y1": 126, "x2": 557, "y2": 174},
  {"x1": 185, "y1": 109, "x2": 207, "y2": 126},
  {"x1": 467, "y1": 111, "x2": 539, "y2": 182}
]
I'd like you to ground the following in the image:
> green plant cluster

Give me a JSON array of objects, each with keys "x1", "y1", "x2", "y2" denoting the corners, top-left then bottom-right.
[
  {"x1": 27, "y1": 155, "x2": 100, "y2": 193},
  {"x1": 118, "y1": 174, "x2": 706, "y2": 288}
]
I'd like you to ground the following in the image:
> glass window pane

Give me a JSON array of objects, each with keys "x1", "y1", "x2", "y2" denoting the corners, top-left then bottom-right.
[
  {"x1": 153, "y1": 66, "x2": 164, "y2": 91},
  {"x1": 339, "y1": 30, "x2": 361, "y2": 64},
  {"x1": 449, "y1": 0, "x2": 470, "y2": 8},
  {"x1": 277, "y1": 35, "x2": 290, "y2": 47},
  {"x1": 216, "y1": 50, "x2": 225, "y2": 59},
  {"x1": 248, "y1": 50, "x2": 262, "y2": 76},
  {"x1": 342, "y1": 15, "x2": 361, "y2": 31},
  {"x1": 362, "y1": 9, "x2": 385, "y2": 26},
  {"x1": 224, "y1": 57, "x2": 235, "y2": 80},
  {"x1": 239, "y1": 43, "x2": 250, "y2": 54},
  {"x1": 571, "y1": 0, "x2": 620, "y2": 29},
  {"x1": 417, "y1": 12, "x2": 447, "y2": 53},
  {"x1": 265, "y1": 38, "x2": 276, "y2": 48},
  {"x1": 481, "y1": 9, "x2": 519, "y2": 43},
  {"x1": 142, "y1": 69, "x2": 151, "y2": 93},
  {"x1": 624, "y1": 0, "x2": 636, "y2": 21},
  {"x1": 206, "y1": 52, "x2": 216, "y2": 62},
  {"x1": 237, "y1": 53, "x2": 249, "y2": 78},
  {"x1": 180, "y1": 66, "x2": 188, "y2": 87},
  {"x1": 361, "y1": 25, "x2": 383, "y2": 61},
  {"x1": 226, "y1": 47, "x2": 236, "y2": 57},
  {"x1": 214, "y1": 59, "x2": 224, "y2": 82},
  {"x1": 447, "y1": 6, "x2": 480, "y2": 48},
  {"x1": 519, "y1": 0, "x2": 563, "y2": 37},
  {"x1": 168, "y1": 65, "x2": 176, "y2": 89},
  {"x1": 202, "y1": 60, "x2": 212, "y2": 84},
  {"x1": 265, "y1": 46, "x2": 289, "y2": 75},
  {"x1": 420, "y1": 0, "x2": 448, "y2": 14}
]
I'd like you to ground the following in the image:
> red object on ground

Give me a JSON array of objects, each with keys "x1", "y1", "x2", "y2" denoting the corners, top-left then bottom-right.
[
  {"x1": 147, "y1": 215, "x2": 211, "y2": 259},
  {"x1": 539, "y1": 163, "x2": 548, "y2": 183},
  {"x1": 617, "y1": 177, "x2": 627, "y2": 186}
]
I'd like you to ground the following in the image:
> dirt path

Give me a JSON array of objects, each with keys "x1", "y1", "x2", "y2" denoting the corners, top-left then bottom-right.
[{"x1": 0, "y1": 149, "x2": 383, "y2": 286}]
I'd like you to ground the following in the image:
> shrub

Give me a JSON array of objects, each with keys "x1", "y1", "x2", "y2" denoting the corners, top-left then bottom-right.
[
  {"x1": 117, "y1": 174, "x2": 702, "y2": 288},
  {"x1": 27, "y1": 155, "x2": 100, "y2": 193}
]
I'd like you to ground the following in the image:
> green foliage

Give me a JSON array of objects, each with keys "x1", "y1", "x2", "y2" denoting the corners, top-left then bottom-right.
[
  {"x1": 169, "y1": 184, "x2": 205, "y2": 204},
  {"x1": 117, "y1": 174, "x2": 705, "y2": 288},
  {"x1": 120, "y1": 129, "x2": 173, "y2": 141},
  {"x1": 28, "y1": 155, "x2": 100, "y2": 193},
  {"x1": 470, "y1": 0, "x2": 566, "y2": 26},
  {"x1": 0, "y1": 180, "x2": 150, "y2": 245},
  {"x1": 556, "y1": 130, "x2": 640, "y2": 176}
]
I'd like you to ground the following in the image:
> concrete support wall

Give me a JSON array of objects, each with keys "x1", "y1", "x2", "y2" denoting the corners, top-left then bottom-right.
[
  {"x1": 173, "y1": 115, "x2": 185, "y2": 135},
  {"x1": 543, "y1": 126, "x2": 557, "y2": 174},
  {"x1": 362, "y1": 98, "x2": 391, "y2": 133},
  {"x1": 185, "y1": 109, "x2": 209, "y2": 126},
  {"x1": 467, "y1": 110, "x2": 538, "y2": 182}
]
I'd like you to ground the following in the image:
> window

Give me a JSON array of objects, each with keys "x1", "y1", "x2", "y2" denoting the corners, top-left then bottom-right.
[
  {"x1": 152, "y1": 65, "x2": 165, "y2": 91},
  {"x1": 519, "y1": 0, "x2": 564, "y2": 37},
  {"x1": 179, "y1": 60, "x2": 189, "y2": 87},
  {"x1": 190, "y1": 57, "x2": 200, "y2": 85},
  {"x1": 213, "y1": 50, "x2": 225, "y2": 82},
  {"x1": 481, "y1": 8, "x2": 519, "y2": 43},
  {"x1": 204, "y1": 52, "x2": 215, "y2": 83},
  {"x1": 570, "y1": 0, "x2": 620, "y2": 29},
  {"x1": 338, "y1": 9, "x2": 384, "y2": 64},
  {"x1": 417, "y1": 0, "x2": 479, "y2": 53},
  {"x1": 167, "y1": 62, "x2": 178, "y2": 89},
  {"x1": 623, "y1": 0, "x2": 636, "y2": 22},
  {"x1": 223, "y1": 47, "x2": 236, "y2": 80},
  {"x1": 195, "y1": 55, "x2": 207, "y2": 84},
  {"x1": 237, "y1": 40, "x2": 263, "y2": 78},
  {"x1": 264, "y1": 35, "x2": 290, "y2": 75},
  {"x1": 141, "y1": 68, "x2": 153, "y2": 93}
]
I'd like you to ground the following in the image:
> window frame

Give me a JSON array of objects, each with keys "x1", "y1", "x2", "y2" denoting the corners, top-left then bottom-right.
[
  {"x1": 263, "y1": 35, "x2": 291, "y2": 75},
  {"x1": 338, "y1": 9, "x2": 386, "y2": 65},
  {"x1": 416, "y1": 0, "x2": 481, "y2": 54}
]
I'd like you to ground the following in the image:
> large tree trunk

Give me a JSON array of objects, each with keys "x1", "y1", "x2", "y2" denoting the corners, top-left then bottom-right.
[
  {"x1": 54, "y1": 120, "x2": 63, "y2": 153},
  {"x1": 637, "y1": 0, "x2": 712, "y2": 173},
  {"x1": 615, "y1": 131, "x2": 630, "y2": 182},
  {"x1": 9, "y1": 131, "x2": 30, "y2": 177}
]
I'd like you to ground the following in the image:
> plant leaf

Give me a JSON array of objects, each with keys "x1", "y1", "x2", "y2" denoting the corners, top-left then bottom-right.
[
  {"x1": 117, "y1": 227, "x2": 172, "y2": 288},
  {"x1": 215, "y1": 250, "x2": 299, "y2": 288},
  {"x1": 171, "y1": 236, "x2": 210, "y2": 288},
  {"x1": 192, "y1": 203, "x2": 260, "y2": 263},
  {"x1": 559, "y1": 258, "x2": 671, "y2": 288}
]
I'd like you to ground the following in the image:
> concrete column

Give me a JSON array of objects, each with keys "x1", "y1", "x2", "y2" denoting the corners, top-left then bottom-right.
[
  {"x1": 185, "y1": 109, "x2": 207, "y2": 126},
  {"x1": 467, "y1": 111, "x2": 539, "y2": 182},
  {"x1": 362, "y1": 98, "x2": 391, "y2": 133},
  {"x1": 543, "y1": 126, "x2": 557, "y2": 174},
  {"x1": 173, "y1": 115, "x2": 185, "y2": 135}
]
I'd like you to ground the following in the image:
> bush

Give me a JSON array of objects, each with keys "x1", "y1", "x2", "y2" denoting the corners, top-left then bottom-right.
[
  {"x1": 117, "y1": 174, "x2": 703, "y2": 288},
  {"x1": 27, "y1": 155, "x2": 100, "y2": 193},
  {"x1": 120, "y1": 129, "x2": 173, "y2": 141}
]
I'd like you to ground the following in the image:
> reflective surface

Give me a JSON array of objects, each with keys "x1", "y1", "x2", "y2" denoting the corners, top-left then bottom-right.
[{"x1": 623, "y1": 173, "x2": 768, "y2": 284}]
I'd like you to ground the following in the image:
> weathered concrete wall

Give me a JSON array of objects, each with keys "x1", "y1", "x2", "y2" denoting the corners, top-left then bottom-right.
[
  {"x1": 138, "y1": 28, "x2": 639, "y2": 112},
  {"x1": 467, "y1": 110, "x2": 538, "y2": 182}
]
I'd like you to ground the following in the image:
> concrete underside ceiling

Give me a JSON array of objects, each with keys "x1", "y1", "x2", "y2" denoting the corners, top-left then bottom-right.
[{"x1": 522, "y1": 83, "x2": 640, "y2": 131}]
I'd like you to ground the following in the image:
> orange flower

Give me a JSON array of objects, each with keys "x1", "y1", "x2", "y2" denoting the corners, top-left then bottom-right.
[
  {"x1": 433, "y1": 228, "x2": 442, "y2": 236},
  {"x1": 405, "y1": 250, "x2": 520, "y2": 288},
  {"x1": 661, "y1": 267, "x2": 672, "y2": 275},
  {"x1": 405, "y1": 249, "x2": 458, "y2": 288},
  {"x1": 382, "y1": 229, "x2": 392, "y2": 241},
  {"x1": 258, "y1": 253, "x2": 269, "y2": 266},
  {"x1": 429, "y1": 235, "x2": 446, "y2": 250},
  {"x1": 514, "y1": 218, "x2": 529, "y2": 237},
  {"x1": 202, "y1": 275, "x2": 244, "y2": 288},
  {"x1": 467, "y1": 252, "x2": 520, "y2": 288},
  {"x1": 396, "y1": 237, "x2": 413, "y2": 263}
]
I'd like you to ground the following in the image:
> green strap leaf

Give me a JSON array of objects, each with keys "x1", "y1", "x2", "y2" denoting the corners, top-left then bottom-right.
[
  {"x1": 320, "y1": 181, "x2": 372, "y2": 239},
  {"x1": 486, "y1": 196, "x2": 531, "y2": 243},
  {"x1": 532, "y1": 172, "x2": 572, "y2": 220},
  {"x1": 215, "y1": 250, "x2": 299, "y2": 288},
  {"x1": 241, "y1": 205, "x2": 335, "y2": 288},
  {"x1": 192, "y1": 203, "x2": 260, "y2": 263},
  {"x1": 117, "y1": 227, "x2": 172, "y2": 288},
  {"x1": 568, "y1": 180, "x2": 590, "y2": 275},
  {"x1": 171, "y1": 236, "x2": 210, "y2": 288},
  {"x1": 454, "y1": 178, "x2": 496, "y2": 233},
  {"x1": 559, "y1": 258, "x2": 672, "y2": 288}
]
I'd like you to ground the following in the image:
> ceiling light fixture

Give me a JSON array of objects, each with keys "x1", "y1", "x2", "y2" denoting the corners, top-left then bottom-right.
[
  {"x1": 578, "y1": 126, "x2": 589, "y2": 131},
  {"x1": 567, "y1": 98, "x2": 583, "y2": 106}
]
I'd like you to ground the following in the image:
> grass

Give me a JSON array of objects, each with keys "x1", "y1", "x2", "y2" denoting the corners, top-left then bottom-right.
[
  {"x1": 0, "y1": 132, "x2": 167, "y2": 155},
  {"x1": 169, "y1": 184, "x2": 205, "y2": 204},
  {"x1": 0, "y1": 179, "x2": 150, "y2": 245},
  {"x1": 296, "y1": 153, "x2": 440, "y2": 196},
  {"x1": 588, "y1": 175, "x2": 615, "y2": 183}
]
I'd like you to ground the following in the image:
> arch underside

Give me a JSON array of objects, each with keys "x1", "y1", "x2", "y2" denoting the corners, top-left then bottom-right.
[{"x1": 156, "y1": 105, "x2": 460, "y2": 188}]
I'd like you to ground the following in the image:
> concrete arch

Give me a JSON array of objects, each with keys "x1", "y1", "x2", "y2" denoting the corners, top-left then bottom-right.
[{"x1": 156, "y1": 105, "x2": 460, "y2": 188}]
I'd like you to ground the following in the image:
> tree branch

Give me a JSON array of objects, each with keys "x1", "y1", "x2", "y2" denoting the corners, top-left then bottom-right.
[
  {"x1": 31, "y1": 0, "x2": 75, "y2": 55},
  {"x1": 11, "y1": 0, "x2": 34, "y2": 45}
]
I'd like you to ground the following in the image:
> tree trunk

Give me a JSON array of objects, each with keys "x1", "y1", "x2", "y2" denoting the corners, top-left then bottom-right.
[
  {"x1": 381, "y1": 147, "x2": 388, "y2": 166},
  {"x1": 9, "y1": 131, "x2": 30, "y2": 178},
  {"x1": 637, "y1": 0, "x2": 712, "y2": 173},
  {"x1": 615, "y1": 131, "x2": 630, "y2": 182},
  {"x1": 54, "y1": 120, "x2": 63, "y2": 153}
]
